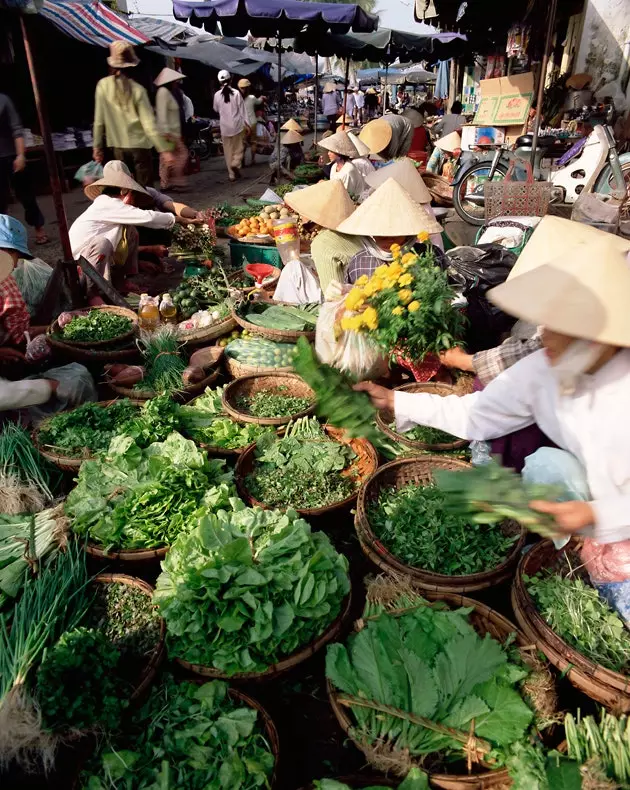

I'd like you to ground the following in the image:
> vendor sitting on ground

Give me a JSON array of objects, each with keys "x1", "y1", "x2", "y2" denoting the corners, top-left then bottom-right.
[
  {"x1": 356, "y1": 234, "x2": 630, "y2": 623},
  {"x1": 0, "y1": 215, "x2": 35, "y2": 350},
  {"x1": 335, "y1": 177, "x2": 442, "y2": 285},
  {"x1": 318, "y1": 130, "x2": 366, "y2": 198},
  {"x1": 69, "y1": 164, "x2": 177, "y2": 302},
  {"x1": 359, "y1": 116, "x2": 414, "y2": 162},
  {"x1": 269, "y1": 130, "x2": 305, "y2": 184},
  {"x1": 284, "y1": 179, "x2": 360, "y2": 295}
]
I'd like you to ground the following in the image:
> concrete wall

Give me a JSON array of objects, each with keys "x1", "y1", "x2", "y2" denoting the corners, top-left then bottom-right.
[{"x1": 575, "y1": 0, "x2": 630, "y2": 110}]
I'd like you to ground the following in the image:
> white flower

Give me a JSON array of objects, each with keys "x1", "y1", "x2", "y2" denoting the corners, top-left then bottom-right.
[
  {"x1": 202, "y1": 223, "x2": 209, "y2": 230},
  {"x1": 187, "y1": 224, "x2": 195, "y2": 229}
]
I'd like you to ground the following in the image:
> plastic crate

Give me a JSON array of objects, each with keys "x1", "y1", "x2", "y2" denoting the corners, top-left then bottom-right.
[{"x1": 229, "y1": 240, "x2": 282, "y2": 269}]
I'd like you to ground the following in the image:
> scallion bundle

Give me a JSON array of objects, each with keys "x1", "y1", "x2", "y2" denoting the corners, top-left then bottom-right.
[
  {"x1": 0, "y1": 423, "x2": 57, "y2": 514},
  {"x1": 137, "y1": 327, "x2": 187, "y2": 395}
]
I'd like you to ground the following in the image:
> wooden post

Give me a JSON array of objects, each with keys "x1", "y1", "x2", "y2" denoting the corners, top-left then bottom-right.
[
  {"x1": 342, "y1": 58, "x2": 350, "y2": 129},
  {"x1": 382, "y1": 62, "x2": 389, "y2": 115},
  {"x1": 313, "y1": 52, "x2": 319, "y2": 145}
]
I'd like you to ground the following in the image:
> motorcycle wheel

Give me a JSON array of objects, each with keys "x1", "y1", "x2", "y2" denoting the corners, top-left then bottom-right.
[
  {"x1": 190, "y1": 139, "x2": 211, "y2": 161},
  {"x1": 452, "y1": 161, "x2": 509, "y2": 226}
]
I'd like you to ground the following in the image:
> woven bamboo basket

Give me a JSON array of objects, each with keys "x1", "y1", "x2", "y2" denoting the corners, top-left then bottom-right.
[
  {"x1": 228, "y1": 688, "x2": 280, "y2": 783},
  {"x1": 85, "y1": 542, "x2": 169, "y2": 563},
  {"x1": 376, "y1": 383, "x2": 468, "y2": 452},
  {"x1": 93, "y1": 573, "x2": 165, "y2": 702},
  {"x1": 33, "y1": 400, "x2": 137, "y2": 471},
  {"x1": 222, "y1": 372, "x2": 315, "y2": 426},
  {"x1": 108, "y1": 365, "x2": 220, "y2": 403},
  {"x1": 232, "y1": 303, "x2": 316, "y2": 343},
  {"x1": 177, "y1": 315, "x2": 237, "y2": 346},
  {"x1": 226, "y1": 357, "x2": 293, "y2": 379},
  {"x1": 421, "y1": 173, "x2": 454, "y2": 207},
  {"x1": 328, "y1": 591, "x2": 543, "y2": 789},
  {"x1": 47, "y1": 305, "x2": 138, "y2": 349},
  {"x1": 355, "y1": 457, "x2": 525, "y2": 594},
  {"x1": 47, "y1": 336, "x2": 140, "y2": 364},
  {"x1": 176, "y1": 591, "x2": 352, "y2": 682},
  {"x1": 236, "y1": 426, "x2": 379, "y2": 518},
  {"x1": 511, "y1": 538, "x2": 630, "y2": 712}
]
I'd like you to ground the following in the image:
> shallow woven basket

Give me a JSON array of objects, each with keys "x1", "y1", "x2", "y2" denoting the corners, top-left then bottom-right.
[
  {"x1": 222, "y1": 372, "x2": 315, "y2": 426},
  {"x1": 183, "y1": 391, "x2": 264, "y2": 459},
  {"x1": 176, "y1": 591, "x2": 352, "y2": 682},
  {"x1": 108, "y1": 365, "x2": 220, "y2": 403},
  {"x1": 33, "y1": 400, "x2": 137, "y2": 471},
  {"x1": 228, "y1": 688, "x2": 280, "y2": 783},
  {"x1": 232, "y1": 303, "x2": 316, "y2": 343},
  {"x1": 177, "y1": 315, "x2": 237, "y2": 346},
  {"x1": 421, "y1": 173, "x2": 454, "y2": 207},
  {"x1": 46, "y1": 336, "x2": 140, "y2": 364},
  {"x1": 226, "y1": 357, "x2": 293, "y2": 379},
  {"x1": 377, "y1": 383, "x2": 468, "y2": 452},
  {"x1": 48, "y1": 305, "x2": 138, "y2": 349},
  {"x1": 355, "y1": 457, "x2": 525, "y2": 594},
  {"x1": 85, "y1": 542, "x2": 169, "y2": 563},
  {"x1": 93, "y1": 573, "x2": 165, "y2": 702},
  {"x1": 511, "y1": 538, "x2": 630, "y2": 712},
  {"x1": 236, "y1": 426, "x2": 379, "y2": 518},
  {"x1": 328, "y1": 591, "x2": 537, "y2": 789}
]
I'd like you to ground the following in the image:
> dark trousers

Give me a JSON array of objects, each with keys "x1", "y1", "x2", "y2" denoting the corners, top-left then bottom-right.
[
  {"x1": 327, "y1": 114, "x2": 338, "y2": 130},
  {"x1": 111, "y1": 147, "x2": 153, "y2": 187},
  {"x1": 0, "y1": 155, "x2": 45, "y2": 229}
]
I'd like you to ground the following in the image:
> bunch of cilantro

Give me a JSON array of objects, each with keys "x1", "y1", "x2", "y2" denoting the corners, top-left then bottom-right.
[
  {"x1": 81, "y1": 677, "x2": 275, "y2": 790},
  {"x1": 154, "y1": 502, "x2": 350, "y2": 675},
  {"x1": 66, "y1": 433, "x2": 235, "y2": 551}
]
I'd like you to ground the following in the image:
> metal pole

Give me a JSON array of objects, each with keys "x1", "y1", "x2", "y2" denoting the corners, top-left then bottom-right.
[
  {"x1": 313, "y1": 52, "x2": 319, "y2": 145},
  {"x1": 342, "y1": 58, "x2": 350, "y2": 129},
  {"x1": 276, "y1": 35, "x2": 282, "y2": 179},
  {"x1": 382, "y1": 62, "x2": 389, "y2": 115},
  {"x1": 531, "y1": 0, "x2": 558, "y2": 169},
  {"x1": 20, "y1": 15, "x2": 72, "y2": 260}
]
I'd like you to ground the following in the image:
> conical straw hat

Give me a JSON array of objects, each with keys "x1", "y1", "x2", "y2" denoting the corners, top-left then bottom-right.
[
  {"x1": 435, "y1": 131, "x2": 461, "y2": 153},
  {"x1": 347, "y1": 132, "x2": 370, "y2": 158},
  {"x1": 366, "y1": 158, "x2": 431, "y2": 204},
  {"x1": 336, "y1": 178, "x2": 442, "y2": 237},
  {"x1": 154, "y1": 67, "x2": 185, "y2": 87},
  {"x1": 358, "y1": 118, "x2": 393, "y2": 155},
  {"x1": 507, "y1": 215, "x2": 630, "y2": 281},
  {"x1": 318, "y1": 130, "x2": 359, "y2": 159},
  {"x1": 284, "y1": 180, "x2": 355, "y2": 230},
  {"x1": 323, "y1": 82, "x2": 336, "y2": 93},
  {"x1": 489, "y1": 239, "x2": 630, "y2": 346},
  {"x1": 84, "y1": 160, "x2": 153, "y2": 208},
  {"x1": 281, "y1": 130, "x2": 304, "y2": 145},
  {"x1": 336, "y1": 114, "x2": 353, "y2": 126},
  {"x1": 402, "y1": 107, "x2": 424, "y2": 128},
  {"x1": 281, "y1": 118, "x2": 302, "y2": 132}
]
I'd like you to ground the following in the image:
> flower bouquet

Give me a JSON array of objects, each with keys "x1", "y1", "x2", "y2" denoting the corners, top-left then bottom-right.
[{"x1": 340, "y1": 237, "x2": 465, "y2": 362}]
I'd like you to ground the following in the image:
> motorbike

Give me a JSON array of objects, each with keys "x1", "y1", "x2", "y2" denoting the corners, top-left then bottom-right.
[
  {"x1": 187, "y1": 121, "x2": 214, "y2": 162},
  {"x1": 452, "y1": 121, "x2": 630, "y2": 226}
]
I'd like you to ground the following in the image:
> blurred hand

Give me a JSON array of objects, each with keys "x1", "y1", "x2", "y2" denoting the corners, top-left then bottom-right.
[
  {"x1": 353, "y1": 381, "x2": 394, "y2": 411},
  {"x1": 93, "y1": 148, "x2": 104, "y2": 164},
  {"x1": 439, "y1": 346, "x2": 474, "y2": 372},
  {"x1": 0, "y1": 348, "x2": 26, "y2": 363},
  {"x1": 528, "y1": 500, "x2": 595, "y2": 533},
  {"x1": 13, "y1": 154, "x2": 26, "y2": 173}
]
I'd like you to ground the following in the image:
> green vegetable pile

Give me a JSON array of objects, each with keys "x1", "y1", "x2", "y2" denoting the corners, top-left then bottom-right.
[
  {"x1": 38, "y1": 400, "x2": 137, "y2": 457},
  {"x1": 81, "y1": 677, "x2": 275, "y2": 790},
  {"x1": 368, "y1": 482, "x2": 518, "y2": 575},
  {"x1": 327, "y1": 583, "x2": 535, "y2": 773},
  {"x1": 119, "y1": 394, "x2": 182, "y2": 448},
  {"x1": 225, "y1": 337, "x2": 297, "y2": 368},
  {"x1": 245, "y1": 418, "x2": 358, "y2": 510},
  {"x1": 66, "y1": 433, "x2": 235, "y2": 550},
  {"x1": 315, "y1": 775, "x2": 427, "y2": 790},
  {"x1": 294, "y1": 163, "x2": 323, "y2": 181},
  {"x1": 243, "y1": 302, "x2": 319, "y2": 332},
  {"x1": 236, "y1": 386, "x2": 313, "y2": 418},
  {"x1": 212, "y1": 201, "x2": 259, "y2": 227},
  {"x1": 154, "y1": 502, "x2": 349, "y2": 674},
  {"x1": 61, "y1": 311, "x2": 133, "y2": 343},
  {"x1": 565, "y1": 709, "x2": 630, "y2": 785},
  {"x1": 136, "y1": 327, "x2": 187, "y2": 395},
  {"x1": 394, "y1": 423, "x2": 460, "y2": 446},
  {"x1": 526, "y1": 566, "x2": 630, "y2": 673},
  {"x1": 172, "y1": 267, "x2": 232, "y2": 320}
]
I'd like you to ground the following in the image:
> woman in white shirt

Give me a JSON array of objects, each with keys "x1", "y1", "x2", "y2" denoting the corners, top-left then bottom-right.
[
  {"x1": 356, "y1": 232, "x2": 630, "y2": 620},
  {"x1": 321, "y1": 83, "x2": 341, "y2": 130},
  {"x1": 318, "y1": 130, "x2": 365, "y2": 198},
  {"x1": 213, "y1": 70, "x2": 249, "y2": 182}
]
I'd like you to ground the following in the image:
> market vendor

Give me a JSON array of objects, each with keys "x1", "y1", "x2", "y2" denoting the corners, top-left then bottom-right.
[
  {"x1": 356, "y1": 236, "x2": 630, "y2": 620},
  {"x1": 426, "y1": 131, "x2": 461, "y2": 177},
  {"x1": 358, "y1": 116, "x2": 413, "y2": 161},
  {"x1": 284, "y1": 179, "x2": 360, "y2": 295},
  {"x1": 318, "y1": 131, "x2": 366, "y2": 198},
  {"x1": 269, "y1": 130, "x2": 305, "y2": 184},
  {"x1": 335, "y1": 177, "x2": 442, "y2": 285},
  {"x1": 0, "y1": 215, "x2": 40, "y2": 349},
  {"x1": 346, "y1": 132, "x2": 375, "y2": 179}
]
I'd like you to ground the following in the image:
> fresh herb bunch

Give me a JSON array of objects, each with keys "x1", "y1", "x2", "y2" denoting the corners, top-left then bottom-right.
[
  {"x1": 369, "y1": 482, "x2": 517, "y2": 575},
  {"x1": 327, "y1": 585, "x2": 534, "y2": 769},
  {"x1": 211, "y1": 202, "x2": 258, "y2": 228},
  {"x1": 395, "y1": 423, "x2": 459, "y2": 446},
  {"x1": 120, "y1": 394, "x2": 182, "y2": 448},
  {"x1": 35, "y1": 627, "x2": 126, "y2": 733},
  {"x1": 170, "y1": 222, "x2": 219, "y2": 260},
  {"x1": 61, "y1": 311, "x2": 133, "y2": 343},
  {"x1": 80, "y1": 677, "x2": 275, "y2": 790},
  {"x1": 246, "y1": 418, "x2": 358, "y2": 510},
  {"x1": 236, "y1": 386, "x2": 313, "y2": 418},
  {"x1": 136, "y1": 327, "x2": 187, "y2": 395},
  {"x1": 341, "y1": 246, "x2": 465, "y2": 361},
  {"x1": 172, "y1": 265, "x2": 232, "y2": 320},
  {"x1": 565, "y1": 710, "x2": 630, "y2": 784},
  {"x1": 154, "y1": 502, "x2": 350, "y2": 674},
  {"x1": 67, "y1": 433, "x2": 235, "y2": 550},
  {"x1": 0, "y1": 422, "x2": 58, "y2": 514},
  {"x1": 526, "y1": 568, "x2": 630, "y2": 673},
  {"x1": 38, "y1": 400, "x2": 137, "y2": 457},
  {"x1": 243, "y1": 302, "x2": 319, "y2": 331}
]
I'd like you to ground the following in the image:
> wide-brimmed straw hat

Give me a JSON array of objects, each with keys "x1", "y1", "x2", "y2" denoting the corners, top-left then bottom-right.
[
  {"x1": 281, "y1": 130, "x2": 304, "y2": 145},
  {"x1": 489, "y1": 239, "x2": 630, "y2": 347},
  {"x1": 347, "y1": 131, "x2": 370, "y2": 158},
  {"x1": 284, "y1": 180, "x2": 355, "y2": 230},
  {"x1": 366, "y1": 158, "x2": 431, "y2": 204},
  {"x1": 323, "y1": 82, "x2": 336, "y2": 94},
  {"x1": 281, "y1": 118, "x2": 302, "y2": 132},
  {"x1": 435, "y1": 131, "x2": 461, "y2": 153},
  {"x1": 358, "y1": 118, "x2": 393, "y2": 155},
  {"x1": 402, "y1": 108, "x2": 424, "y2": 128},
  {"x1": 318, "y1": 130, "x2": 359, "y2": 159},
  {"x1": 84, "y1": 160, "x2": 153, "y2": 208},
  {"x1": 336, "y1": 114, "x2": 353, "y2": 126},
  {"x1": 508, "y1": 215, "x2": 630, "y2": 281},
  {"x1": 107, "y1": 41, "x2": 140, "y2": 69},
  {"x1": 154, "y1": 67, "x2": 185, "y2": 87},
  {"x1": 336, "y1": 178, "x2": 442, "y2": 237}
]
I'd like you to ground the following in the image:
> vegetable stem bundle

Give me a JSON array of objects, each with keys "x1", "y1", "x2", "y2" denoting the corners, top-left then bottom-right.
[
  {"x1": 136, "y1": 327, "x2": 187, "y2": 395},
  {"x1": 0, "y1": 423, "x2": 57, "y2": 513}
]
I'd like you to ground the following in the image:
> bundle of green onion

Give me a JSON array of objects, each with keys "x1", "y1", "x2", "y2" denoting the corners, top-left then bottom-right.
[
  {"x1": 137, "y1": 327, "x2": 187, "y2": 395},
  {"x1": 0, "y1": 423, "x2": 57, "y2": 514},
  {"x1": 565, "y1": 710, "x2": 630, "y2": 784}
]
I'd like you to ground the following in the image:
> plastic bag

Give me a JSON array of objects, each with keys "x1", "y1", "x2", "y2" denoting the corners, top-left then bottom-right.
[
  {"x1": 27, "y1": 363, "x2": 97, "y2": 425},
  {"x1": 571, "y1": 192, "x2": 621, "y2": 233},
  {"x1": 13, "y1": 258, "x2": 52, "y2": 317},
  {"x1": 273, "y1": 259, "x2": 322, "y2": 304},
  {"x1": 74, "y1": 161, "x2": 103, "y2": 185}
]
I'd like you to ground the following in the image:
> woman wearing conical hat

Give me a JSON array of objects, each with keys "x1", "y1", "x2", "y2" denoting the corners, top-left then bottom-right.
[
  {"x1": 357, "y1": 230, "x2": 630, "y2": 624},
  {"x1": 154, "y1": 68, "x2": 188, "y2": 191},
  {"x1": 268, "y1": 130, "x2": 305, "y2": 184},
  {"x1": 318, "y1": 131, "x2": 365, "y2": 198}
]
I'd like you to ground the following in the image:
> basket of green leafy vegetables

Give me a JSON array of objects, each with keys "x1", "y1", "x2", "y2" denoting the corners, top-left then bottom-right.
[
  {"x1": 48, "y1": 305, "x2": 137, "y2": 348},
  {"x1": 512, "y1": 539, "x2": 630, "y2": 712},
  {"x1": 233, "y1": 300, "x2": 319, "y2": 342},
  {"x1": 355, "y1": 457, "x2": 525, "y2": 594},
  {"x1": 223, "y1": 372, "x2": 316, "y2": 426},
  {"x1": 376, "y1": 382, "x2": 468, "y2": 452}
]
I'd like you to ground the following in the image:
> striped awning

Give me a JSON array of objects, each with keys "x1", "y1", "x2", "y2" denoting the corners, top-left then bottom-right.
[{"x1": 39, "y1": 0, "x2": 150, "y2": 47}]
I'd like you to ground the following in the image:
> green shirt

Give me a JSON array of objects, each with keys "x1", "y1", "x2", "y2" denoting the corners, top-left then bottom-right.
[
  {"x1": 93, "y1": 75, "x2": 169, "y2": 152},
  {"x1": 310, "y1": 229, "x2": 364, "y2": 294}
]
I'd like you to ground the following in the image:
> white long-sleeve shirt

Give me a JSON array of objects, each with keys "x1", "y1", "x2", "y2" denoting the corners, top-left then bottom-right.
[
  {"x1": 394, "y1": 348, "x2": 630, "y2": 545},
  {"x1": 213, "y1": 87, "x2": 248, "y2": 138},
  {"x1": 69, "y1": 195, "x2": 175, "y2": 258},
  {"x1": 330, "y1": 161, "x2": 365, "y2": 197},
  {"x1": 0, "y1": 378, "x2": 52, "y2": 411}
]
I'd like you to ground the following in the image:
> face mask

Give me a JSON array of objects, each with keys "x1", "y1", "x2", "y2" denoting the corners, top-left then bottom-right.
[{"x1": 549, "y1": 339, "x2": 611, "y2": 395}]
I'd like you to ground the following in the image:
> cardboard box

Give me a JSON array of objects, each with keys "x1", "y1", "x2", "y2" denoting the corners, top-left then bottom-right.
[
  {"x1": 473, "y1": 73, "x2": 534, "y2": 126},
  {"x1": 460, "y1": 125, "x2": 505, "y2": 150}
]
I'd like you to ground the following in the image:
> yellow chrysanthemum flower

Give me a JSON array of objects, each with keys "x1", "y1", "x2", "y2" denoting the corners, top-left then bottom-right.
[
  {"x1": 340, "y1": 317, "x2": 354, "y2": 331},
  {"x1": 392, "y1": 306, "x2": 404, "y2": 316},
  {"x1": 401, "y1": 252, "x2": 416, "y2": 265},
  {"x1": 408, "y1": 300, "x2": 421, "y2": 313},
  {"x1": 374, "y1": 264, "x2": 389, "y2": 278},
  {"x1": 345, "y1": 288, "x2": 365, "y2": 311},
  {"x1": 362, "y1": 306, "x2": 379, "y2": 330},
  {"x1": 417, "y1": 231, "x2": 430, "y2": 243},
  {"x1": 355, "y1": 274, "x2": 369, "y2": 286},
  {"x1": 390, "y1": 243, "x2": 401, "y2": 254},
  {"x1": 398, "y1": 289, "x2": 413, "y2": 305},
  {"x1": 388, "y1": 263, "x2": 403, "y2": 278},
  {"x1": 398, "y1": 273, "x2": 413, "y2": 287}
]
